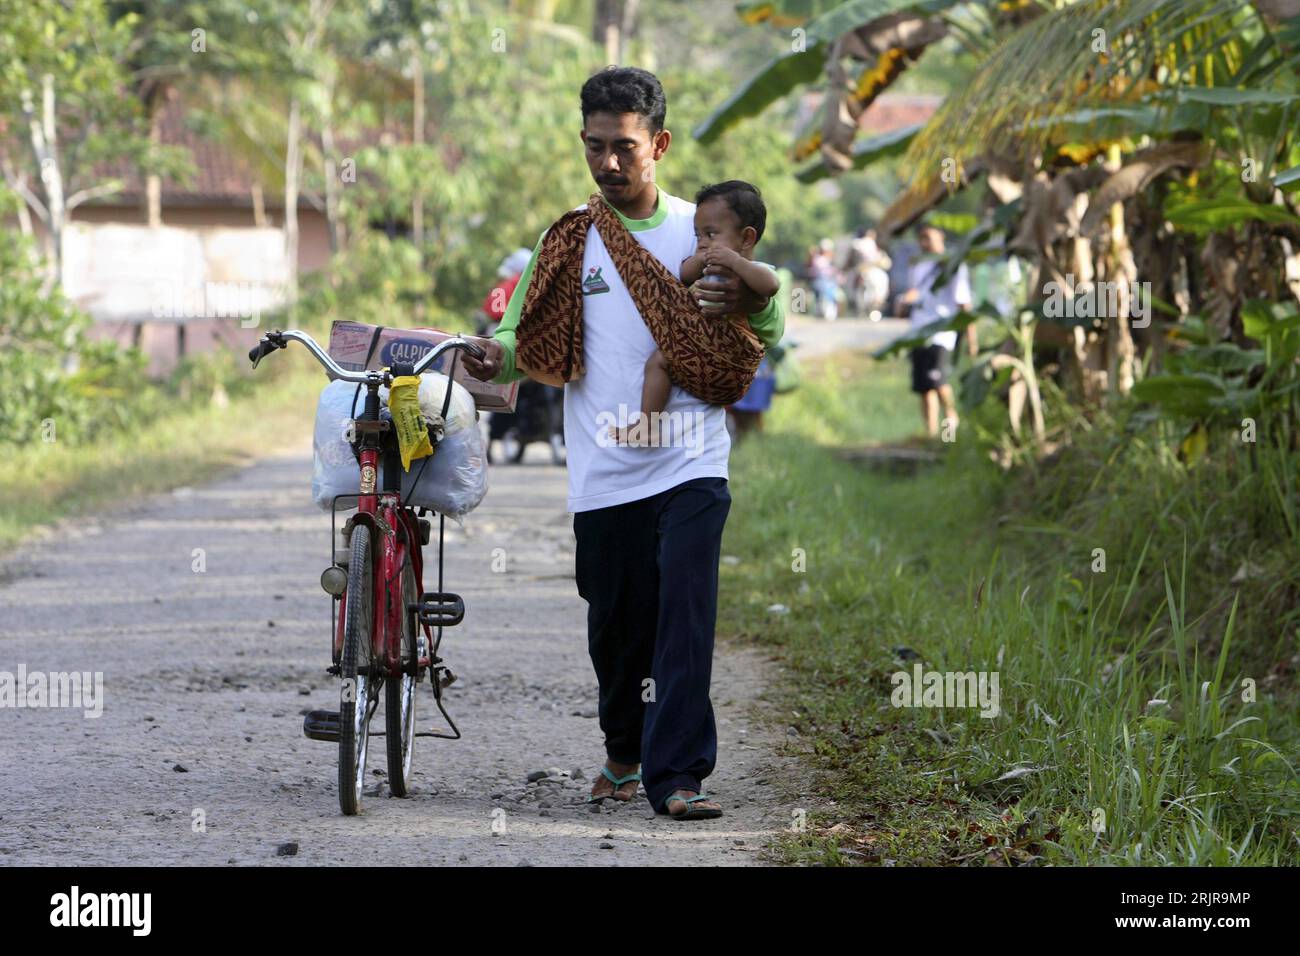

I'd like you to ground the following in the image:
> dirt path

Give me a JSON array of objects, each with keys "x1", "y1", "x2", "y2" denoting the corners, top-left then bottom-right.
[
  {"x1": 0, "y1": 441, "x2": 797, "y2": 866},
  {"x1": 784, "y1": 314, "x2": 906, "y2": 359}
]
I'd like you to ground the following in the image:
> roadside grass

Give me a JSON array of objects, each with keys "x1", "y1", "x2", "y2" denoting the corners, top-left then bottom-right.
[
  {"x1": 721, "y1": 352, "x2": 1300, "y2": 866},
  {"x1": 0, "y1": 352, "x2": 319, "y2": 554}
]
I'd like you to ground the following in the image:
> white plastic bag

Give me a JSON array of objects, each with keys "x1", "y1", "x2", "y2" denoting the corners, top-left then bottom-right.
[
  {"x1": 418, "y1": 373, "x2": 478, "y2": 437},
  {"x1": 312, "y1": 376, "x2": 488, "y2": 518},
  {"x1": 380, "y1": 372, "x2": 477, "y2": 436},
  {"x1": 401, "y1": 414, "x2": 488, "y2": 518},
  {"x1": 312, "y1": 379, "x2": 363, "y2": 510}
]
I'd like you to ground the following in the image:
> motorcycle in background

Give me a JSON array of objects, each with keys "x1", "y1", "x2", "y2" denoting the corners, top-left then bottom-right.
[{"x1": 487, "y1": 380, "x2": 565, "y2": 465}]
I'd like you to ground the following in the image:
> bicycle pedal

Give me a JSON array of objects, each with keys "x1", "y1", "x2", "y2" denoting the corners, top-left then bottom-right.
[
  {"x1": 303, "y1": 709, "x2": 341, "y2": 742},
  {"x1": 410, "y1": 591, "x2": 465, "y2": 627}
]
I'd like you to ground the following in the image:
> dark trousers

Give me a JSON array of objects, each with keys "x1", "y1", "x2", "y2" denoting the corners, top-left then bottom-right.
[{"x1": 573, "y1": 477, "x2": 731, "y2": 812}]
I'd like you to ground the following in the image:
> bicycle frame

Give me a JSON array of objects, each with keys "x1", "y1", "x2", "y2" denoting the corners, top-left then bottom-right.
[
  {"x1": 248, "y1": 328, "x2": 483, "y2": 684},
  {"x1": 333, "y1": 445, "x2": 428, "y2": 680}
]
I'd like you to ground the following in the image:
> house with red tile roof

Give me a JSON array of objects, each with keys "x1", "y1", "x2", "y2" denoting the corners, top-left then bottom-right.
[{"x1": 7, "y1": 92, "x2": 332, "y2": 375}]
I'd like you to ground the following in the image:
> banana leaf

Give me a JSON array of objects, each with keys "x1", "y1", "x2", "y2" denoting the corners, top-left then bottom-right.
[
  {"x1": 736, "y1": 0, "x2": 835, "y2": 27},
  {"x1": 794, "y1": 122, "x2": 921, "y2": 181},
  {"x1": 1022, "y1": 102, "x2": 1210, "y2": 143},
  {"x1": 1171, "y1": 344, "x2": 1267, "y2": 375},
  {"x1": 791, "y1": 97, "x2": 828, "y2": 160},
  {"x1": 1131, "y1": 373, "x2": 1229, "y2": 418},
  {"x1": 1242, "y1": 299, "x2": 1300, "y2": 341},
  {"x1": 1153, "y1": 85, "x2": 1300, "y2": 106},
  {"x1": 928, "y1": 212, "x2": 979, "y2": 233},
  {"x1": 1165, "y1": 197, "x2": 1300, "y2": 233},
  {"x1": 692, "y1": 45, "x2": 828, "y2": 145},
  {"x1": 695, "y1": 0, "x2": 962, "y2": 144},
  {"x1": 803, "y1": 0, "x2": 961, "y2": 41},
  {"x1": 1273, "y1": 164, "x2": 1300, "y2": 192},
  {"x1": 872, "y1": 307, "x2": 985, "y2": 359},
  {"x1": 959, "y1": 354, "x2": 1014, "y2": 411}
]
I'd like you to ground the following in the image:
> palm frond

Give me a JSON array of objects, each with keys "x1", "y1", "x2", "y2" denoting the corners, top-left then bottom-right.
[
  {"x1": 736, "y1": 0, "x2": 838, "y2": 28},
  {"x1": 903, "y1": 0, "x2": 1272, "y2": 184}
]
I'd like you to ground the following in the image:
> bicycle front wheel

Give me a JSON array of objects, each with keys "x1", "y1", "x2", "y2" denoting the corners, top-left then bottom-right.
[
  {"x1": 339, "y1": 523, "x2": 377, "y2": 816},
  {"x1": 385, "y1": 560, "x2": 418, "y2": 796}
]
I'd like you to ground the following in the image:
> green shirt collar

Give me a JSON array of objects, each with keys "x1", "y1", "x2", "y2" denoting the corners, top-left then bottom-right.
[{"x1": 604, "y1": 185, "x2": 667, "y2": 231}]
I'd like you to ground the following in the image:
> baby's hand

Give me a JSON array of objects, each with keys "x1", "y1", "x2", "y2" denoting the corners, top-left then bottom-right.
[{"x1": 703, "y1": 245, "x2": 744, "y2": 271}]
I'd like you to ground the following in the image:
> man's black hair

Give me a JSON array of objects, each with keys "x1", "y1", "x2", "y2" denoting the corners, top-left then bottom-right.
[
  {"x1": 580, "y1": 66, "x2": 667, "y2": 132},
  {"x1": 695, "y1": 180, "x2": 767, "y2": 242}
]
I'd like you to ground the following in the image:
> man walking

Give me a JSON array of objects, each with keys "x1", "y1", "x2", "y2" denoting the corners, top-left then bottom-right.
[
  {"x1": 899, "y1": 223, "x2": 974, "y2": 437},
  {"x1": 463, "y1": 67, "x2": 783, "y2": 819}
]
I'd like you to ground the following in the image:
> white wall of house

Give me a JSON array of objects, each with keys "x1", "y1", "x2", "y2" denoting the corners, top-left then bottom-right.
[{"x1": 23, "y1": 204, "x2": 333, "y2": 376}]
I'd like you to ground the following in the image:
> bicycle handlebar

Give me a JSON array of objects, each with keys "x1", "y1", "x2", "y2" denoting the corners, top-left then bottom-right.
[
  {"x1": 248, "y1": 338, "x2": 284, "y2": 367},
  {"x1": 248, "y1": 329, "x2": 486, "y2": 383}
]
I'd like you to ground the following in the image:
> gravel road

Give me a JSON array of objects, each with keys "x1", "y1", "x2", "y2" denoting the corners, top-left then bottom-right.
[{"x1": 0, "y1": 440, "x2": 798, "y2": 866}]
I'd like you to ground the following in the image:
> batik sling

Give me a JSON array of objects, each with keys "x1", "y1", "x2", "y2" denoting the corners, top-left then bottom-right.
[{"x1": 513, "y1": 193, "x2": 765, "y2": 406}]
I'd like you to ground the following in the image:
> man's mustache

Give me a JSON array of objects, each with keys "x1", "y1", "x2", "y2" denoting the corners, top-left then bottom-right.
[{"x1": 597, "y1": 176, "x2": 628, "y2": 186}]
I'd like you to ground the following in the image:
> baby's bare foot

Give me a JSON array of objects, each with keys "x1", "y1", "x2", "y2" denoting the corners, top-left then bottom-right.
[{"x1": 608, "y1": 421, "x2": 653, "y2": 446}]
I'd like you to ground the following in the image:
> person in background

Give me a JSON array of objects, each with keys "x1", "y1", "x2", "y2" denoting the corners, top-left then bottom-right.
[
  {"x1": 480, "y1": 248, "x2": 562, "y2": 463},
  {"x1": 849, "y1": 226, "x2": 885, "y2": 268},
  {"x1": 730, "y1": 264, "x2": 797, "y2": 438},
  {"x1": 886, "y1": 233, "x2": 919, "y2": 317},
  {"x1": 727, "y1": 354, "x2": 775, "y2": 439},
  {"x1": 478, "y1": 248, "x2": 533, "y2": 335},
  {"x1": 807, "y1": 238, "x2": 841, "y2": 321},
  {"x1": 899, "y1": 223, "x2": 974, "y2": 438},
  {"x1": 847, "y1": 226, "x2": 891, "y2": 318}
]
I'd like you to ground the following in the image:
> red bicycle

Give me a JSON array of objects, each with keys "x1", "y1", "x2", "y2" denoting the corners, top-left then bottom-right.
[{"x1": 249, "y1": 328, "x2": 485, "y2": 815}]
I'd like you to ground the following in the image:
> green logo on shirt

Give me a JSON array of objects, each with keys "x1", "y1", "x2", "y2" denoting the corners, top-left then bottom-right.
[{"x1": 582, "y1": 266, "x2": 610, "y2": 296}]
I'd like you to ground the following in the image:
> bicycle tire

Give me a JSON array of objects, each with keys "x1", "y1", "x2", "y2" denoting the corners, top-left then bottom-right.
[
  {"x1": 339, "y1": 523, "x2": 375, "y2": 816},
  {"x1": 385, "y1": 560, "x2": 418, "y2": 796}
]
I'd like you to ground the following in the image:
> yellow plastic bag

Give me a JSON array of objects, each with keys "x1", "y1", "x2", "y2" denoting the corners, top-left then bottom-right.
[{"x1": 388, "y1": 375, "x2": 433, "y2": 471}]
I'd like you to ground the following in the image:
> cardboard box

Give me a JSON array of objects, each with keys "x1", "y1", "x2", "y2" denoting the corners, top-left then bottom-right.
[{"x1": 328, "y1": 320, "x2": 518, "y2": 412}]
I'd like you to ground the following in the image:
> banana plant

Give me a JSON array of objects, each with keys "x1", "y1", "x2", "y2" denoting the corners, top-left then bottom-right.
[
  {"x1": 794, "y1": 121, "x2": 921, "y2": 182},
  {"x1": 708, "y1": 0, "x2": 1300, "y2": 456},
  {"x1": 1130, "y1": 299, "x2": 1300, "y2": 459},
  {"x1": 693, "y1": 0, "x2": 968, "y2": 173},
  {"x1": 873, "y1": 300, "x2": 1047, "y2": 442}
]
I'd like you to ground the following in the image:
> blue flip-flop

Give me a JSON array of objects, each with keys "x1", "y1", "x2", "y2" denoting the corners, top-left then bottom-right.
[
  {"x1": 585, "y1": 766, "x2": 641, "y2": 803},
  {"x1": 664, "y1": 791, "x2": 723, "y2": 820}
]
